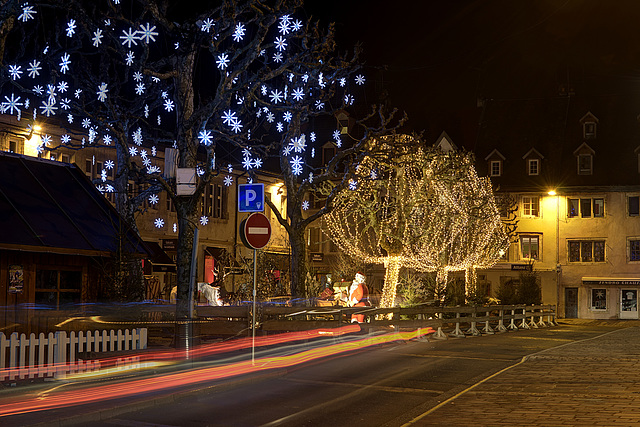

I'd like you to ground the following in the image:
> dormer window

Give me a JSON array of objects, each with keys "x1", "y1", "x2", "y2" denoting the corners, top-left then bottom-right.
[
  {"x1": 484, "y1": 149, "x2": 506, "y2": 178},
  {"x1": 522, "y1": 148, "x2": 543, "y2": 177},
  {"x1": 490, "y1": 160, "x2": 502, "y2": 177},
  {"x1": 584, "y1": 122, "x2": 596, "y2": 139},
  {"x1": 574, "y1": 142, "x2": 595, "y2": 176},
  {"x1": 578, "y1": 154, "x2": 593, "y2": 175},
  {"x1": 580, "y1": 112, "x2": 599, "y2": 140}
]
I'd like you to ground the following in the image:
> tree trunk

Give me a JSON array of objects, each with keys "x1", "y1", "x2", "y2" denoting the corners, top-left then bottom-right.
[
  {"x1": 289, "y1": 227, "x2": 306, "y2": 301},
  {"x1": 380, "y1": 256, "x2": 402, "y2": 308},
  {"x1": 465, "y1": 266, "x2": 477, "y2": 304},
  {"x1": 435, "y1": 269, "x2": 448, "y2": 305},
  {"x1": 175, "y1": 202, "x2": 197, "y2": 320}
]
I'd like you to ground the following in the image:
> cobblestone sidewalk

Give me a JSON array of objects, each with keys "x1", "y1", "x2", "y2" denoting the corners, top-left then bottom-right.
[{"x1": 412, "y1": 326, "x2": 640, "y2": 427}]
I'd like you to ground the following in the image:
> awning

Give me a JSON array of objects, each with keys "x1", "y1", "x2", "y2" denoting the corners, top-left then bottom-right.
[
  {"x1": 582, "y1": 277, "x2": 640, "y2": 286},
  {"x1": 143, "y1": 241, "x2": 176, "y2": 273}
]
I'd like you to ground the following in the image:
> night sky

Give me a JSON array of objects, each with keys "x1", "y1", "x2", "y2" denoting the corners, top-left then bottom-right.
[{"x1": 303, "y1": 0, "x2": 640, "y2": 148}]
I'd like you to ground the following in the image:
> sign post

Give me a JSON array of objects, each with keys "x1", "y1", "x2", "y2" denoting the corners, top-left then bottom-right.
[{"x1": 239, "y1": 212, "x2": 272, "y2": 364}]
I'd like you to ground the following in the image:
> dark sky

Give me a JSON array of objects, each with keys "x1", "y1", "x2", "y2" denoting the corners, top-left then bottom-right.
[{"x1": 303, "y1": 0, "x2": 640, "y2": 147}]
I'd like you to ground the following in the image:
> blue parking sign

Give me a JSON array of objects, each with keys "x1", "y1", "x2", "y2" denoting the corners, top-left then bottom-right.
[{"x1": 238, "y1": 183, "x2": 265, "y2": 212}]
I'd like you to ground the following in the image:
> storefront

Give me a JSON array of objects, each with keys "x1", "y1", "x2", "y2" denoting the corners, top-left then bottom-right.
[{"x1": 581, "y1": 277, "x2": 640, "y2": 320}]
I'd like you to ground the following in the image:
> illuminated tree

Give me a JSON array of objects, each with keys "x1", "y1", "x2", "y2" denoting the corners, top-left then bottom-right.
[
  {"x1": 324, "y1": 138, "x2": 508, "y2": 307},
  {"x1": 0, "y1": 0, "x2": 386, "y2": 313}
]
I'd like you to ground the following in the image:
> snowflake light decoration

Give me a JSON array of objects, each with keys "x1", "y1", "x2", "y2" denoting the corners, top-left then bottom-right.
[
  {"x1": 233, "y1": 23, "x2": 246, "y2": 42},
  {"x1": 92, "y1": 29, "x2": 103, "y2": 47},
  {"x1": 59, "y1": 53, "x2": 71, "y2": 74},
  {"x1": 27, "y1": 60, "x2": 41, "y2": 78},
  {"x1": 198, "y1": 129, "x2": 213, "y2": 145},
  {"x1": 200, "y1": 216, "x2": 209, "y2": 225},
  {"x1": 290, "y1": 155, "x2": 303, "y2": 175},
  {"x1": 149, "y1": 194, "x2": 159, "y2": 205},
  {"x1": 154, "y1": 218, "x2": 164, "y2": 228},
  {"x1": 19, "y1": 4, "x2": 37, "y2": 22},
  {"x1": 216, "y1": 53, "x2": 230, "y2": 70},
  {"x1": 224, "y1": 175, "x2": 233, "y2": 186},
  {"x1": 120, "y1": 28, "x2": 138, "y2": 47},
  {"x1": 137, "y1": 23, "x2": 158, "y2": 43},
  {"x1": 302, "y1": 200, "x2": 309, "y2": 210},
  {"x1": 96, "y1": 82, "x2": 108, "y2": 102},
  {"x1": 8, "y1": 65, "x2": 22, "y2": 80},
  {"x1": 66, "y1": 19, "x2": 76, "y2": 37}
]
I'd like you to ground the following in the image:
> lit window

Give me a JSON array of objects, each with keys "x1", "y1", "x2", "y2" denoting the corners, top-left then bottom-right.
[
  {"x1": 569, "y1": 198, "x2": 604, "y2": 218},
  {"x1": 490, "y1": 160, "x2": 502, "y2": 177},
  {"x1": 520, "y1": 235, "x2": 539, "y2": 260},
  {"x1": 528, "y1": 159, "x2": 539, "y2": 176},
  {"x1": 522, "y1": 196, "x2": 539, "y2": 217},
  {"x1": 591, "y1": 288, "x2": 606, "y2": 310}
]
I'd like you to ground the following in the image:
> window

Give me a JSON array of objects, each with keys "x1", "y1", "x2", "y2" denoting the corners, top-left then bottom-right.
[
  {"x1": 569, "y1": 240, "x2": 605, "y2": 263},
  {"x1": 593, "y1": 199, "x2": 604, "y2": 217},
  {"x1": 520, "y1": 235, "x2": 539, "y2": 260},
  {"x1": 8, "y1": 139, "x2": 23, "y2": 154},
  {"x1": 591, "y1": 288, "x2": 606, "y2": 310},
  {"x1": 85, "y1": 159, "x2": 93, "y2": 179},
  {"x1": 490, "y1": 160, "x2": 502, "y2": 177},
  {"x1": 568, "y1": 198, "x2": 604, "y2": 218},
  {"x1": 527, "y1": 159, "x2": 539, "y2": 176},
  {"x1": 578, "y1": 154, "x2": 592, "y2": 175},
  {"x1": 308, "y1": 227, "x2": 322, "y2": 252},
  {"x1": 322, "y1": 146, "x2": 336, "y2": 166},
  {"x1": 201, "y1": 183, "x2": 227, "y2": 219},
  {"x1": 61, "y1": 153, "x2": 71, "y2": 163},
  {"x1": 584, "y1": 122, "x2": 596, "y2": 139},
  {"x1": 630, "y1": 240, "x2": 640, "y2": 262},
  {"x1": 629, "y1": 196, "x2": 640, "y2": 217},
  {"x1": 35, "y1": 268, "x2": 82, "y2": 308},
  {"x1": 522, "y1": 196, "x2": 539, "y2": 217}
]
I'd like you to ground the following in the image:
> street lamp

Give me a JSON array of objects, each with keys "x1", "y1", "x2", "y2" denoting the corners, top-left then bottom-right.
[{"x1": 548, "y1": 189, "x2": 561, "y2": 315}]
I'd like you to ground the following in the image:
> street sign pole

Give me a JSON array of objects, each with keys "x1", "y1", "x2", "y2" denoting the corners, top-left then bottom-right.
[{"x1": 252, "y1": 248, "x2": 257, "y2": 365}]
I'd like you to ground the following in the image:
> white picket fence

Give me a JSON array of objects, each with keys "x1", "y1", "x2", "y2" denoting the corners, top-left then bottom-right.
[{"x1": 0, "y1": 328, "x2": 147, "y2": 381}]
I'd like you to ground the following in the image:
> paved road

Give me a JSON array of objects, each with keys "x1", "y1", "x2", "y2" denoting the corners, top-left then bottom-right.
[{"x1": 3, "y1": 321, "x2": 636, "y2": 426}]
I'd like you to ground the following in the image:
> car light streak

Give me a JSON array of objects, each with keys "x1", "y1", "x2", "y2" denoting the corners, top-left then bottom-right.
[
  {"x1": 0, "y1": 328, "x2": 432, "y2": 417},
  {"x1": 0, "y1": 325, "x2": 361, "y2": 381}
]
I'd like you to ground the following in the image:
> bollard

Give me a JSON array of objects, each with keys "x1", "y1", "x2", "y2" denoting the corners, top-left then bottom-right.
[
  {"x1": 449, "y1": 311, "x2": 466, "y2": 338},
  {"x1": 482, "y1": 309, "x2": 495, "y2": 334},
  {"x1": 496, "y1": 308, "x2": 508, "y2": 333},
  {"x1": 528, "y1": 307, "x2": 538, "y2": 329},
  {"x1": 466, "y1": 310, "x2": 481, "y2": 336},
  {"x1": 520, "y1": 307, "x2": 530, "y2": 329},
  {"x1": 431, "y1": 312, "x2": 448, "y2": 340},
  {"x1": 508, "y1": 308, "x2": 518, "y2": 331}
]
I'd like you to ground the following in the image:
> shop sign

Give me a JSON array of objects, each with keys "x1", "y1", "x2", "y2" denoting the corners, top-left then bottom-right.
[
  {"x1": 511, "y1": 264, "x2": 532, "y2": 271},
  {"x1": 311, "y1": 252, "x2": 324, "y2": 262},
  {"x1": 162, "y1": 239, "x2": 178, "y2": 250}
]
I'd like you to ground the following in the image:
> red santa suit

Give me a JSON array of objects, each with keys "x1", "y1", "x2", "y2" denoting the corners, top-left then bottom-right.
[{"x1": 348, "y1": 273, "x2": 369, "y2": 323}]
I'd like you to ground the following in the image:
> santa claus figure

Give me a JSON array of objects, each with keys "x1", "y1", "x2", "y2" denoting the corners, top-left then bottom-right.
[{"x1": 348, "y1": 272, "x2": 370, "y2": 323}]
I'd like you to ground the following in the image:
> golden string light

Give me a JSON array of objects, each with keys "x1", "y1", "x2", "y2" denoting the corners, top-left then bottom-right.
[{"x1": 324, "y1": 136, "x2": 509, "y2": 307}]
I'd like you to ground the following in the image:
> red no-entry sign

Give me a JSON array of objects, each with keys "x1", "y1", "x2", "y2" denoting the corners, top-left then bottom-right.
[{"x1": 240, "y1": 212, "x2": 271, "y2": 250}]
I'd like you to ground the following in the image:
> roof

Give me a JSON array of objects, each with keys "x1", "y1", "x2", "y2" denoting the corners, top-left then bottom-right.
[
  {"x1": 475, "y1": 94, "x2": 640, "y2": 192},
  {"x1": 0, "y1": 152, "x2": 149, "y2": 257}
]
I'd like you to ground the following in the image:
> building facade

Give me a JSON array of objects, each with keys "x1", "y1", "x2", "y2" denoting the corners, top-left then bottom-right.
[
  {"x1": 0, "y1": 115, "x2": 291, "y2": 301},
  {"x1": 476, "y1": 96, "x2": 640, "y2": 319}
]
